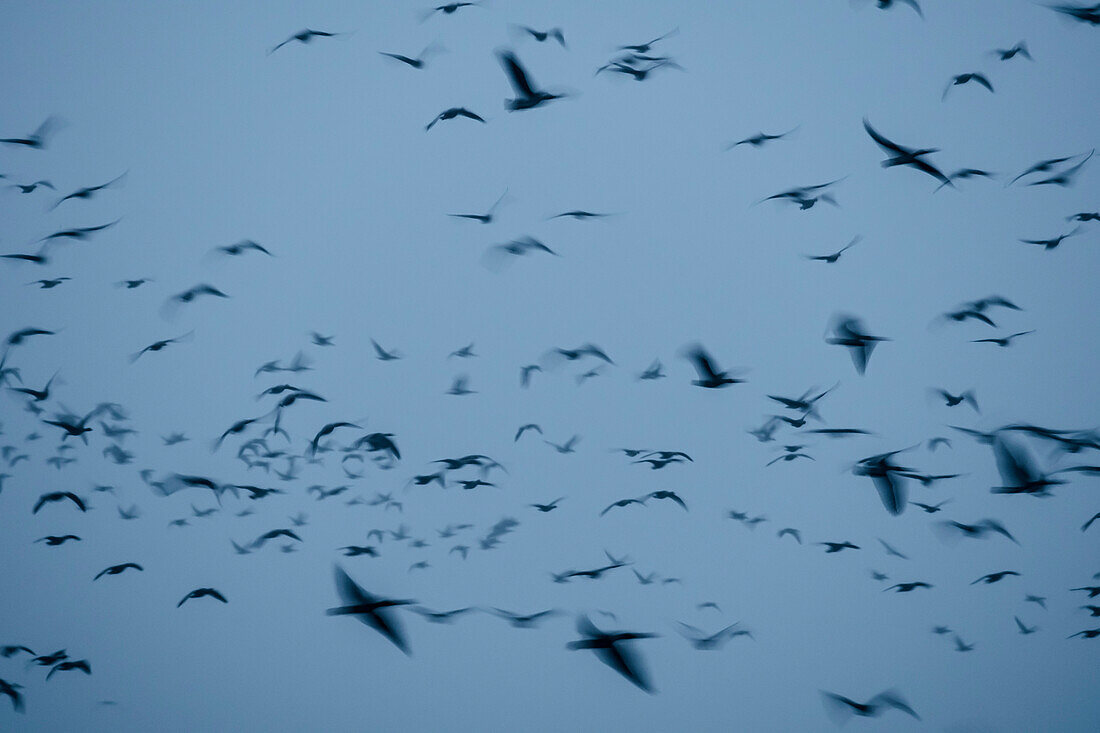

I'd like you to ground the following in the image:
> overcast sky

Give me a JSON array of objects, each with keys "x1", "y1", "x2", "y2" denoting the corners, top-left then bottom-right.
[{"x1": 1, "y1": 1, "x2": 1098, "y2": 731}]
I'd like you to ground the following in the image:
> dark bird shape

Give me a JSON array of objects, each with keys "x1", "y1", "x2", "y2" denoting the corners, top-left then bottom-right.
[
  {"x1": 993, "y1": 41, "x2": 1031, "y2": 60},
  {"x1": 515, "y1": 26, "x2": 566, "y2": 47},
  {"x1": 514, "y1": 423, "x2": 542, "y2": 442},
  {"x1": 215, "y1": 239, "x2": 272, "y2": 257},
  {"x1": 40, "y1": 219, "x2": 120, "y2": 242},
  {"x1": 0, "y1": 646, "x2": 35, "y2": 659},
  {"x1": 269, "y1": 29, "x2": 343, "y2": 55},
  {"x1": 32, "y1": 491, "x2": 86, "y2": 514},
  {"x1": 8, "y1": 372, "x2": 59, "y2": 401},
  {"x1": 425, "y1": 107, "x2": 485, "y2": 131},
  {"x1": 804, "y1": 236, "x2": 860, "y2": 263},
  {"x1": 877, "y1": 538, "x2": 909, "y2": 559},
  {"x1": 1081, "y1": 605, "x2": 1100, "y2": 616},
  {"x1": 36, "y1": 535, "x2": 81, "y2": 546},
  {"x1": 27, "y1": 278, "x2": 70, "y2": 289},
  {"x1": 449, "y1": 189, "x2": 508, "y2": 224},
  {"x1": 497, "y1": 49, "x2": 564, "y2": 111},
  {"x1": 51, "y1": 172, "x2": 126, "y2": 210},
  {"x1": 826, "y1": 315, "x2": 890, "y2": 375},
  {"x1": 1067, "y1": 211, "x2": 1100, "y2": 222},
  {"x1": 46, "y1": 660, "x2": 91, "y2": 681},
  {"x1": 1072, "y1": 587, "x2": 1100, "y2": 598},
  {"x1": 777, "y1": 527, "x2": 802, "y2": 543},
  {"x1": 681, "y1": 343, "x2": 745, "y2": 388},
  {"x1": 638, "y1": 359, "x2": 666, "y2": 380},
  {"x1": 767, "y1": 452, "x2": 814, "y2": 466},
  {"x1": 10, "y1": 179, "x2": 54, "y2": 193},
  {"x1": 326, "y1": 566, "x2": 414, "y2": 654},
  {"x1": 818, "y1": 541, "x2": 860, "y2": 553},
  {"x1": 1027, "y1": 150, "x2": 1093, "y2": 187},
  {"x1": 645, "y1": 490, "x2": 688, "y2": 511},
  {"x1": 853, "y1": 450, "x2": 913, "y2": 516},
  {"x1": 911, "y1": 500, "x2": 950, "y2": 513},
  {"x1": 531, "y1": 497, "x2": 564, "y2": 512},
  {"x1": 0, "y1": 679, "x2": 22, "y2": 713},
  {"x1": 309, "y1": 422, "x2": 359, "y2": 455},
  {"x1": 341, "y1": 546, "x2": 378, "y2": 557},
  {"x1": 6, "y1": 327, "x2": 55, "y2": 347},
  {"x1": 938, "y1": 518, "x2": 1019, "y2": 544},
  {"x1": 550, "y1": 343, "x2": 614, "y2": 365},
  {"x1": 1009, "y1": 155, "x2": 1076, "y2": 185},
  {"x1": 863, "y1": 118, "x2": 951, "y2": 187},
  {"x1": 933, "y1": 389, "x2": 979, "y2": 412},
  {"x1": 601, "y1": 498, "x2": 647, "y2": 516},
  {"x1": 1069, "y1": 627, "x2": 1100, "y2": 639},
  {"x1": 972, "y1": 571, "x2": 1020, "y2": 585},
  {"x1": 0, "y1": 116, "x2": 62, "y2": 149},
  {"x1": 972, "y1": 330, "x2": 1034, "y2": 347},
  {"x1": 550, "y1": 210, "x2": 611, "y2": 221},
  {"x1": 990, "y1": 437, "x2": 1063, "y2": 495},
  {"x1": 251, "y1": 529, "x2": 302, "y2": 549},
  {"x1": 1082, "y1": 512, "x2": 1100, "y2": 532},
  {"x1": 166, "y1": 283, "x2": 228, "y2": 307},
  {"x1": 821, "y1": 689, "x2": 920, "y2": 725},
  {"x1": 116, "y1": 278, "x2": 152, "y2": 289},
  {"x1": 1020, "y1": 227, "x2": 1082, "y2": 250},
  {"x1": 379, "y1": 43, "x2": 442, "y2": 69},
  {"x1": 935, "y1": 168, "x2": 997, "y2": 192},
  {"x1": 93, "y1": 563, "x2": 143, "y2": 580},
  {"x1": 131, "y1": 331, "x2": 193, "y2": 362},
  {"x1": 942, "y1": 73, "x2": 994, "y2": 100},
  {"x1": 885, "y1": 582, "x2": 932, "y2": 592},
  {"x1": 425, "y1": 2, "x2": 478, "y2": 18},
  {"x1": 567, "y1": 615, "x2": 658, "y2": 693},
  {"x1": 1026, "y1": 594, "x2": 1047, "y2": 609},
  {"x1": 676, "y1": 622, "x2": 752, "y2": 650},
  {"x1": 545, "y1": 435, "x2": 579, "y2": 453},
  {"x1": 487, "y1": 608, "x2": 563, "y2": 628},
  {"x1": 1047, "y1": 4, "x2": 1100, "y2": 25},
  {"x1": 727, "y1": 127, "x2": 798, "y2": 149},
  {"x1": 177, "y1": 588, "x2": 228, "y2": 607},
  {"x1": 446, "y1": 375, "x2": 476, "y2": 395},
  {"x1": 1015, "y1": 617, "x2": 1038, "y2": 635},
  {"x1": 520, "y1": 364, "x2": 541, "y2": 387},
  {"x1": 412, "y1": 607, "x2": 474, "y2": 623},
  {"x1": 483, "y1": 237, "x2": 558, "y2": 268},
  {"x1": 619, "y1": 28, "x2": 678, "y2": 53}
]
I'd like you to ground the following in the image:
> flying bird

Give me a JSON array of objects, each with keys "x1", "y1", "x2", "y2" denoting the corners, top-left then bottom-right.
[{"x1": 326, "y1": 566, "x2": 415, "y2": 654}]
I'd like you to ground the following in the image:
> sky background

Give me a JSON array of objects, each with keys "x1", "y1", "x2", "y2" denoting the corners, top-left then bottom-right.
[{"x1": 1, "y1": 1, "x2": 1098, "y2": 730}]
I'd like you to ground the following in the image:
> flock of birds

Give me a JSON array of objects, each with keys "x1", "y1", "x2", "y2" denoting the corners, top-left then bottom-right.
[{"x1": 2, "y1": 2, "x2": 1099, "y2": 729}]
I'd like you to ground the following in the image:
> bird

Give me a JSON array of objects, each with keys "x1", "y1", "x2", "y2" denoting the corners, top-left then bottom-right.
[
  {"x1": 727, "y1": 127, "x2": 798, "y2": 150},
  {"x1": 93, "y1": 563, "x2": 143, "y2": 580},
  {"x1": 676, "y1": 622, "x2": 752, "y2": 650},
  {"x1": 514, "y1": 26, "x2": 566, "y2": 47},
  {"x1": 993, "y1": 41, "x2": 1031, "y2": 61},
  {"x1": 1020, "y1": 227, "x2": 1082, "y2": 251},
  {"x1": 566, "y1": 615, "x2": 658, "y2": 693},
  {"x1": 818, "y1": 541, "x2": 860, "y2": 553},
  {"x1": 618, "y1": 29, "x2": 679, "y2": 53},
  {"x1": 1068, "y1": 628, "x2": 1100, "y2": 640},
  {"x1": 777, "y1": 528, "x2": 802, "y2": 543},
  {"x1": 131, "y1": 332, "x2": 194, "y2": 362},
  {"x1": 1082, "y1": 512, "x2": 1100, "y2": 532},
  {"x1": 872, "y1": 0, "x2": 923, "y2": 18},
  {"x1": 863, "y1": 118, "x2": 951, "y2": 187},
  {"x1": 821, "y1": 690, "x2": 920, "y2": 724},
  {"x1": 449, "y1": 189, "x2": 508, "y2": 224},
  {"x1": 545, "y1": 435, "x2": 579, "y2": 453},
  {"x1": 911, "y1": 500, "x2": 950, "y2": 514},
  {"x1": 36, "y1": 535, "x2": 81, "y2": 546},
  {"x1": 826, "y1": 315, "x2": 890, "y2": 375},
  {"x1": 531, "y1": 497, "x2": 564, "y2": 512},
  {"x1": 9, "y1": 179, "x2": 54, "y2": 193},
  {"x1": 681, "y1": 343, "x2": 745, "y2": 388},
  {"x1": 1015, "y1": 617, "x2": 1038, "y2": 635},
  {"x1": 326, "y1": 566, "x2": 414, "y2": 654},
  {"x1": 51, "y1": 172, "x2": 126, "y2": 209},
  {"x1": 446, "y1": 375, "x2": 476, "y2": 395},
  {"x1": 1027, "y1": 150, "x2": 1093, "y2": 187},
  {"x1": 943, "y1": 73, "x2": 995, "y2": 100},
  {"x1": 497, "y1": 49, "x2": 564, "y2": 111},
  {"x1": 932, "y1": 389, "x2": 979, "y2": 412},
  {"x1": 885, "y1": 582, "x2": 932, "y2": 592},
  {"x1": 645, "y1": 490, "x2": 688, "y2": 511},
  {"x1": 804, "y1": 236, "x2": 861, "y2": 263},
  {"x1": 972, "y1": 330, "x2": 1034, "y2": 347},
  {"x1": 601, "y1": 498, "x2": 647, "y2": 516},
  {"x1": 46, "y1": 660, "x2": 91, "y2": 680},
  {"x1": 972, "y1": 571, "x2": 1021, "y2": 585},
  {"x1": 1047, "y1": 3, "x2": 1100, "y2": 24},
  {"x1": 269, "y1": 29, "x2": 344, "y2": 55},
  {"x1": 177, "y1": 588, "x2": 228, "y2": 607},
  {"x1": 32, "y1": 491, "x2": 87, "y2": 514},
  {"x1": 514, "y1": 424, "x2": 542, "y2": 442},
  {"x1": 1, "y1": 116, "x2": 62, "y2": 148},
  {"x1": 425, "y1": 107, "x2": 485, "y2": 131},
  {"x1": 378, "y1": 43, "x2": 442, "y2": 69},
  {"x1": 424, "y1": 2, "x2": 479, "y2": 19}
]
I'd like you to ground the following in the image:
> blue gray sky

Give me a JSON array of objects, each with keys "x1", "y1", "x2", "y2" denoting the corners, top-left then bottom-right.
[{"x1": 1, "y1": 1, "x2": 1098, "y2": 731}]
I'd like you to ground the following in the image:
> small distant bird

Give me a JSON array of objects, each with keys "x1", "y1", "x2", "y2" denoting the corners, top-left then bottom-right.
[
  {"x1": 216, "y1": 239, "x2": 272, "y2": 257},
  {"x1": 531, "y1": 497, "x2": 564, "y2": 512},
  {"x1": 820, "y1": 689, "x2": 920, "y2": 725},
  {"x1": 992, "y1": 41, "x2": 1031, "y2": 61},
  {"x1": 1015, "y1": 617, "x2": 1038, "y2": 635},
  {"x1": 177, "y1": 588, "x2": 228, "y2": 607},
  {"x1": 567, "y1": 615, "x2": 658, "y2": 693},
  {"x1": 972, "y1": 571, "x2": 1020, "y2": 585},
  {"x1": 379, "y1": 43, "x2": 442, "y2": 69},
  {"x1": 32, "y1": 491, "x2": 87, "y2": 514},
  {"x1": 52, "y1": 172, "x2": 126, "y2": 210},
  {"x1": 94, "y1": 563, "x2": 143, "y2": 580},
  {"x1": 10, "y1": 180, "x2": 54, "y2": 193},
  {"x1": 933, "y1": 389, "x2": 979, "y2": 412},
  {"x1": 727, "y1": 127, "x2": 797, "y2": 150},
  {"x1": 827, "y1": 315, "x2": 890, "y2": 375},
  {"x1": 1, "y1": 116, "x2": 62, "y2": 149},
  {"x1": 681, "y1": 343, "x2": 745, "y2": 388},
  {"x1": 1020, "y1": 227, "x2": 1082, "y2": 251},
  {"x1": 863, "y1": 118, "x2": 951, "y2": 187},
  {"x1": 497, "y1": 49, "x2": 565, "y2": 111},
  {"x1": 777, "y1": 528, "x2": 802, "y2": 544},
  {"x1": 46, "y1": 660, "x2": 91, "y2": 681},
  {"x1": 371, "y1": 339, "x2": 402, "y2": 361},
  {"x1": 818, "y1": 541, "x2": 860, "y2": 553},
  {"x1": 269, "y1": 29, "x2": 344, "y2": 55},
  {"x1": 515, "y1": 26, "x2": 566, "y2": 47},
  {"x1": 885, "y1": 582, "x2": 932, "y2": 593},
  {"x1": 943, "y1": 73, "x2": 994, "y2": 100},
  {"x1": 618, "y1": 29, "x2": 679, "y2": 53},
  {"x1": 971, "y1": 330, "x2": 1034, "y2": 347},
  {"x1": 425, "y1": 107, "x2": 485, "y2": 131},
  {"x1": 425, "y1": 2, "x2": 479, "y2": 19},
  {"x1": 545, "y1": 435, "x2": 579, "y2": 454},
  {"x1": 514, "y1": 424, "x2": 542, "y2": 442},
  {"x1": 131, "y1": 331, "x2": 194, "y2": 362},
  {"x1": 446, "y1": 375, "x2": 476, "y2": 395},
  {"x1": 804, "y1": 236, "x2": 861, "y2": 263}
]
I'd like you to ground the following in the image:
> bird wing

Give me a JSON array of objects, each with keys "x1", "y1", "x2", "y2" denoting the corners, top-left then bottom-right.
[{"x1": 498, "y1": 50, "x2": 536, "y2": 97}]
